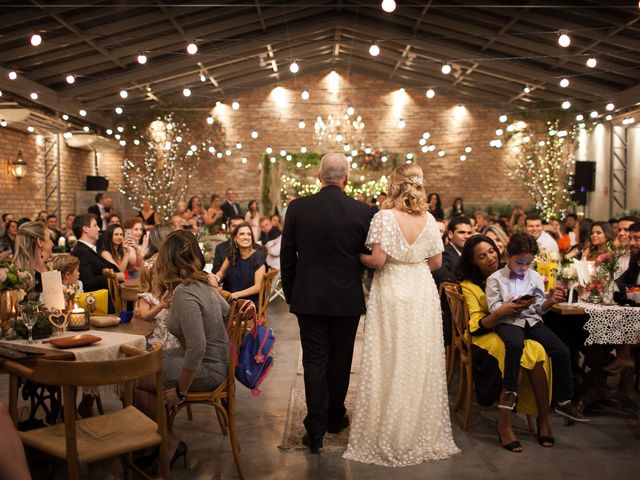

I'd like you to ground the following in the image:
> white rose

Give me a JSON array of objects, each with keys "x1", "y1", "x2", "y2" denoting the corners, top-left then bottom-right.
[{"x1": 58, "y1": 236, "x2": 66, "y2": 248}]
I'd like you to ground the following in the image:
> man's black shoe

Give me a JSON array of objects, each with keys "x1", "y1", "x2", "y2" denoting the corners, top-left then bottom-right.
[
  {"x1": 327, "y1": 415, "x2": 350, "y2": 434},
  {"x1": 302, "y1": 433, "x2": 323, "y2": 453}
]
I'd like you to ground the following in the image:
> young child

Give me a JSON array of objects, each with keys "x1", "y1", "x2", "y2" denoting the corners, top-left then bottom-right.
[
  {"x1": 50, "y1": 254, "x2": 83, "y2": 292},
  {"x1": 485, "y1": 232, "x2": 588, "y2": 423},
  {"x1": 134, "y1": 261, "x2": 179, "y2": 349}
]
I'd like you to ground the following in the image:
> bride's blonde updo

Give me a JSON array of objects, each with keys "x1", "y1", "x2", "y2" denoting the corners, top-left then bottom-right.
[{"x1": 382, "y1": 163, "x2": 428, "y2": 215}]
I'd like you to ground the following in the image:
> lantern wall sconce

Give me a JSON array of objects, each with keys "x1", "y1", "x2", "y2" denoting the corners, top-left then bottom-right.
[{"x1": 9, "y1": 150, "x2": 27, "y2": 181}]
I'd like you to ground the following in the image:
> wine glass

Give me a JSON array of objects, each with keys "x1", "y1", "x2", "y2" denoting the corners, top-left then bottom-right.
[{"x1": 23, "y1": 310, "x2": 38, "y2": 344}]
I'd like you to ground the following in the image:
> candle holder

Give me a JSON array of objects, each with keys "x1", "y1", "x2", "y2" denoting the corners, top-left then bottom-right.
[
  {"x1": 48, "y1": 308, "x2": 69, "y2": 335},
  {"x1": 67, "y1": 308, "x2": 90, "y2": 331}
]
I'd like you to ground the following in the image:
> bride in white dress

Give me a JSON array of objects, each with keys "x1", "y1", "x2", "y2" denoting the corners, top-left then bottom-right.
[{"x1": 344, "y1": 164, "x2": 460, "y2": 467}]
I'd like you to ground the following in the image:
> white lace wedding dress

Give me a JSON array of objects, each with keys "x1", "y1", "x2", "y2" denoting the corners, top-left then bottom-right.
[{"x1": 343, "y1": 209, "x2": 460, "y2": 466}]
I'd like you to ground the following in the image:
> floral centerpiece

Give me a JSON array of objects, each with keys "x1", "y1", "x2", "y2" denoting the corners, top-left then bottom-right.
[
  {"x1": 0, "y1": 261, "x2": 34, "y2": 337},
  {"x1": 534, "y1": 249, "x2": 560, "y2": 291},
  {"x1": 585, "y1": 241, "x2": 623, "y2": 304},
  {"x1": 556, "y1": 259, "x2": 579, "y2": 303}
]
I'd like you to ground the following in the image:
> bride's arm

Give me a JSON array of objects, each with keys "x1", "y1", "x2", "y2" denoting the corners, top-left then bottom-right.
[
  {"x1": 360, "y1": 243, "x2": 386, "y2": 269},
  {"x1": 427, "y1": 252, "x2": 442, "y2": 271}
]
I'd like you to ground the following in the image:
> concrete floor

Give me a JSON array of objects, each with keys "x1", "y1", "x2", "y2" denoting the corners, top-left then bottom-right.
[{"x1": 4, "y1": 299, "x2": 640, "y2": 479}]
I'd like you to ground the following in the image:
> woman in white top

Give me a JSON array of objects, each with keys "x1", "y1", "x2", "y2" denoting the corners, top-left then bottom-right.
[{"x1": 244, "y1": 199, "x2": 260, "y2": 242}]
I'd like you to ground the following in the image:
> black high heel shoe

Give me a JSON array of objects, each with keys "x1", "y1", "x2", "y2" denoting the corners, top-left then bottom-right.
[
  {"x1": 536, "y1": 417, "x2": 555, "y2": 448},
  {"x1": 170, "y1": 441, "x2": 188, "y2": 469},
  {"x1": 496, "y1": 424, "x2": 522, "y2": 453}
]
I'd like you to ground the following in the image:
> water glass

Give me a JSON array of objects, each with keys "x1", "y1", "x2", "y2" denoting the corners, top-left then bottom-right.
[{"x1": 23, "y1": 311, "x2": 38, "y2": 344}]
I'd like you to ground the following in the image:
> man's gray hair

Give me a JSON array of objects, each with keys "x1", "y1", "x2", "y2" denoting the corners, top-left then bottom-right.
[{"x1": 319, "y1": 153, "x2": 349, "y2": 182}]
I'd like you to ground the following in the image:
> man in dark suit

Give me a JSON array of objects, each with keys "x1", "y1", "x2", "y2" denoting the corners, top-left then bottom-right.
[
  {"x1": 87, "y1": 192, "x2": 108, "y2": 231},
  {"x1": 281, "y1": 153, "x2": 373, "y2": 453},
  {"x1": 220, "y1": 188, "x2": 242, "y2": 224},
  {"x1": 433, "y1": 216, "x2": 473, "y2": 345},
  {"x1": 71, "y1": 214, "x2": 119, "y2": 311},
  {"x1": 258, "y1": 216, "x2": 281, "y2": 245}
]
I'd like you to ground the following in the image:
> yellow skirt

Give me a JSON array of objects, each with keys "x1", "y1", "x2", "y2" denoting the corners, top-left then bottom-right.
[{"x1": 471, "y1": 332, "x2": 553, "y2": 415}]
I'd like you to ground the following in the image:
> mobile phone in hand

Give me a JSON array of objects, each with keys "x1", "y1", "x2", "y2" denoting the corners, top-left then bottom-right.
[{"x1": 518, "y1": 294, "x2": 537, "y2": 302}]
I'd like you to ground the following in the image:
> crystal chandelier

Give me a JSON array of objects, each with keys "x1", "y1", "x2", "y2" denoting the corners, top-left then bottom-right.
[{"x1": 314, "y1": 106, "x2": 366, "y2": 150}]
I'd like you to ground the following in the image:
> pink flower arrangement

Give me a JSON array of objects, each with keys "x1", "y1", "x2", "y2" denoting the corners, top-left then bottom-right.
[{"x1": 595, "y1": 252, "x2": 612, "y2": 264}]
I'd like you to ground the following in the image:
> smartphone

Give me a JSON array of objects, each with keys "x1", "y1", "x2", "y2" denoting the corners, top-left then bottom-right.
[
  {"x1": 124, "y1": 229, "x2": 133, "y2": 239},
  {"x1": 518, "y1": 294, "x2": 537, "y2": 302}
]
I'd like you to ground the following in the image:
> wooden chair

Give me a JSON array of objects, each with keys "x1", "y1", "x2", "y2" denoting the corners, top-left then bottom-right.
[
  {"x1": 257, "y1": 269, "x2": 278, "y2": 326},
  {"x1": 440, "y1": 282, "x2": 460, "y2": 388},
  {"x1": 104, "y1": 268, "x2": 125, "y2": 313},
  {"x1": 167, "y1": 299, "x2": 255, "y2": 479},
  {"x1": 4, "y1": 344, "x2": 169, "y2": 480},
  {"x1": 441, "y1": 282, "x2": 474, "y2": 430}
]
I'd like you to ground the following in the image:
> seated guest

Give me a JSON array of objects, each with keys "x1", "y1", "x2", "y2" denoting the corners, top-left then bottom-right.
[
  {"x1": 582, "y1": 221, "x2": 615, "y2": 262},
  {"x1": 474, "y1": 210, "x2": 488, "y2": 232},
  {"x1": 12, "y1": 221, "x2": 53, "y2": 293},
  {"x1": 138, "y1": 198, "x2": 159, "y2": 228},
  {"x1": 565, "y1": 213, "x2": 578, "y2": 246},
  {"x1": 524, "y1": 213, "x2": 559, "y2": 254},
  {"x1": 483, "y1": 224, "x2": 509, "y2": 263},
  {"x1": 71, "y1": 214, "x2": 117, "y2": 294},
  {"x1": 203, "y1": 194, "x2": 224, "y2": 234},
  {"x1": 36, "y1": 210, "x2": 48, "y2": 223},
  {"x1": 136, "y1": 230, "x2": 230, "y2": 464},
  {"x1": 108, "y1": 213, "x2": 121, "y2": 226},
  {"x1": 50, "y1": 254, "x2": 83, "y2": 292},
  {"x1": 244, "y1": 200, "x2": 261, "y2": 241},
  {"x1": 122, "y1": 217, "x2": 147, "y2": 279},
  {"x1": 564, "y1": 218, "x2": 593, "y2": 260},
  {"x1": 608, "y1": 217, "x2": 619, "y2": 237},
  {"x1": 549, "y1": 217, "x2": 570, "y2": 254},
  {"x1": 265, "y1": 217, "x2": 283, "y2": 270},
  {"x1": 457, "y1": 236, "x2": 553, "y2": 451},
  {"x1": 0, "y1": 213, "x2": 13, "y2": 238},
  {"x1": 486, "y1": 233, "x2": 588, "y2": 424},
  {"x1": 144, "y1": 223, "x2": 175, "y2": 262},
  {"x1": 427, "y1": 193, "x2": 445, "y2": 221},
  {"x1": 213, "y1": 223, "x2": 267, "y2": 305},
  {"x1": 62, "y1": 213, "x2": 75, "y2": 238},
  {"x1": 170, "y1": 215, "x2": 187, "y2": 231},
  {"x1": 46, "y1": 214, "x2": 63, "y2": 246},
  {"x1": 449, "y1": 196, "x2": 465, "y2": 218},
  {"x1": 184, "y1": 196, "x2": 205, "y2": 229},
  {"x1": 212, "y1": 215, "x2": 245, "y2": 276},
  {"x1": 270, "y1": 214, "x2": 281, "y2": 231},
  {"x1": 615, "y1": 216, "x2": 640, "y2": 273},
  {"x1": 100, "y1": 224, "x2": 135, "y2": 281},
  {"x1": 0, "y1": 220, "x2": 18, "y2": 261},
  {"x1": 259, "y1": 216, "x2": 281, "y2": 245}
]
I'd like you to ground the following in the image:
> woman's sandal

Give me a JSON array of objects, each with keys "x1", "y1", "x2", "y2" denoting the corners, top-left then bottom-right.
[
  {"x1": 536, "y1": 417, "x2": 555, "y2": 448},
  {"x1": 496, "y1": 425, "x2": 522, "y2": 453}
]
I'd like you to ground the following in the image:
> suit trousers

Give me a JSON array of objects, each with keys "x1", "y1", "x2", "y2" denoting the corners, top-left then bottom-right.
[
  {"x1": 297, "y1": 314, "x2": 360, "y2": 436},
  {"x1": 495, "y1": 321, "x2": 574, "y2": 403}
]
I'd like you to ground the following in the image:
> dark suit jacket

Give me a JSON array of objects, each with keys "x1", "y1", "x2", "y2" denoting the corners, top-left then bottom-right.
[
  {"x1": 432, "y1": 243, "x2": 461, "y2": 285},
  {"x1": 87, "y1": 204, "x2": 103, "y2": 230},
  {"x1": 281, "y1": 185, "x2": 373, "y2": 316},
  {"x1": 220, "y1": 201, "x2": 242, "y2": 223},
  {"x1": 71, "y1": 241, "x2": 118, "y2": 292},
  {"x1": 259, "y1": 227, "x2": 281, "y2": 245}
]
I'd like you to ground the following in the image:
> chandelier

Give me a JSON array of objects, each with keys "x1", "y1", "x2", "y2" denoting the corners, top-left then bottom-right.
[{"x1": 314, "y1": 106, "x2": 366, "y2": 150}]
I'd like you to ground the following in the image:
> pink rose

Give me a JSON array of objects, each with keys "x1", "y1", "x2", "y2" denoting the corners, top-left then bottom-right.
[
  {"x1": 595, "y1": 253, "x2": 612, "y2": 264},
  {"x1": 0, "y1": 268, "x2": 7, "y2": 283}
]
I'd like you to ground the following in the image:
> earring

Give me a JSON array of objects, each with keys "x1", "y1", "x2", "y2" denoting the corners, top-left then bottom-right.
[{"x1": 41, "y1": 248, "x2": 44, "y2": 259}]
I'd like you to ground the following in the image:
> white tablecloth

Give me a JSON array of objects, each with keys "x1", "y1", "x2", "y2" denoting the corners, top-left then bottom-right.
[{"x1": 578, "y1": 301, "x2": 640, "y2": 345}]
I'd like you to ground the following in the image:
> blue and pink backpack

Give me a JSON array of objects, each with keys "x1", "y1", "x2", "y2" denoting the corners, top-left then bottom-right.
[{"x1": 234, "y1": 315, "x2": 275, "y2": 396}]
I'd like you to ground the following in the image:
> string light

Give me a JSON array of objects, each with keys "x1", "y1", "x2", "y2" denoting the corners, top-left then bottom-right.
[
  {"x1": 79, "y1": 109, "x2": 87, "y2": 117},
  {"x1": 206, "y1": 116, "x2": 214, "y2": 125},
  {"x1": 441, "y1": 64, "x2": 452, "y2": 75},
  {"x1": 561, "y1": 100, "x2": 571, "y2": 109},
  {"x1": 398, "y1": 119, "x2": 406, "y2": 129},
  {"x1": 27, "y1": 126, "x2": 35, "y2": 133},
  {"x1": 523, "y1": 86, "x2": 531, "y2": 93},
  {"x1": 438, "y1": 150, "x2": 445, "y2": 157},
  {"x1": 120, "y1": 89, "x2": 128, "y2": 99},
  {"x1": 30, "y1": 33, "x2": 42, "y2": 46},
  {"x1": 464, "y1": 146, "x2": 472, "y2": 153},
  {"x1": 83, "y1": 126, "x2": 90, "y2": 132},
  {"x1": 301, "y1": 89, "x2": 310, "y2": 100},
  {"x1": 182, "y1": 88, "x2": 191, "y2": 97},
  {"x1": 422, "y1": 131, "x2": 430, "y2": 139},
  {"x1": 251, "y1": 130, "x2": 259, "y2": 139},
  {"x1": 459, "y1": 155, "x2": 467, "y2": 161},
  {"x1": 232, "y1": 100, "x2": 240, "y2": 110},
  {"x1": 8, "y1": 71, "x2": 17, "y2": 80},
  {"x1": 575, "y1": 114, "x2": 584, "y2": 121},
  {"x1": 558, "y1": 31, "x2": 571, "y2": 47},
  {"x1": 115, "y1": 107, "x2": 123, "y2": 114},
  {"x1": 425, "y1": 88, "x2": 435, "y2": 99},
  {"x1": 30, "y1": 92, "x2": 38, "y2": 100},
  {"x1": 66, "y1": 74, "x2": 75, "y2": 84},
  {"x1": 559, "y1": 78, "x2": 569, "y2": 88},
  {"x1": 347, "y1": 105, "x2": 355, "y2": 116},
  {"x1": 590, "y1": 110, "x2": 598, "y2": 118},
  {"x1": 586, "y1": 56, "x2": 597, "y2": 68},
  {"x1": 381, "y1": 0, "x2": 396, "y2": 13},
  {"x1": 369, "y1": 43, "x2": 380, "y2": 57},
  {"x1": 0, "y1": 120, "x2": 6, "y2": 127},
  {"x1": 499, "y1": 114, "x2": 508, "y2": 123},
  {"x1": 137, "y1": 53, "x2": 147, "y2": 64},
  {"x1": 265, "y1": 146, "x2": 273, "y2": 154},
  {"x1": 289, "y1": 61, "x2": 299, "y2": 74},
  {"x1": 200, "y1": 73, "x2": 206, "y2": 82},
  {"x1": 186, "y1": 42, "x2": 198, "y2": 55},
  {"x1": 62, "y1": 114, "x2": 69, "y2": 121},
  {"x1": 301, "y1": 146, "x2": 307, "y2": 153},
  {"x1": 235, "y1": 142, "x2": 242, "y2": 149},
  {"x1": 298, "y1": 120, "x2": 305, "y2": 129},
  {"x1": 605, "y1": 114, "x2": 613, "y2": 121},
  {"x1": 605, "y1": 103, "x2": 615, "y2": 111},
  {"x1": 63, "y1": 131, "x2": 72, "y2": 139}
]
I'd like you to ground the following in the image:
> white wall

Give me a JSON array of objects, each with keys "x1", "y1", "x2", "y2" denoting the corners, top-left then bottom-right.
[{"x1": 576, "y1": 123, "x2": 640, "y2": 220}]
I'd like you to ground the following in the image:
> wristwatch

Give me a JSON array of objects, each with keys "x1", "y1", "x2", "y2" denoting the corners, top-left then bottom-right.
[{"x1": 175, "y1": 384, "x2": 187, "y2": 402}]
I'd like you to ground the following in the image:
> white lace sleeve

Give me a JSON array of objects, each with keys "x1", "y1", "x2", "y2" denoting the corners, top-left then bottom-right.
[
  {"x1": 423, "y1": 213, "x2": 444, "y2": 258},
  {"x1": 365, "y1": 210, "x2": 392, "y2": 251}
]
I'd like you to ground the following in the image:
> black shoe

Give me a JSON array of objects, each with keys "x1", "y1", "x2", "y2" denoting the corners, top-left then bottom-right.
[
  {"x1": 327, "y1": 415, "x2": 350, "y2": 434},
  {"x1": 302, "y1": 433, "x2": 323, "y2": 453}
]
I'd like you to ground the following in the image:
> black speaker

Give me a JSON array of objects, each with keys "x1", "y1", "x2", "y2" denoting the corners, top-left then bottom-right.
[
  {"x1": 574, "y1": 161, "x2": 595, "y2": 192},
  {"x1": 86, "y1": 175, "x2": 109, "y2": 191}
]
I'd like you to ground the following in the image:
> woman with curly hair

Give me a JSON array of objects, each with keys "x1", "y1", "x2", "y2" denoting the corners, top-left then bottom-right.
[{"x1": 344, "y1": 164, "x2": 459, "y2": 466}]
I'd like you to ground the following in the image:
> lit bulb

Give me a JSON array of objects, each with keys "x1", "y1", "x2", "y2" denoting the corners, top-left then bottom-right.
[
  {"x1": 558, "y1": 32, "x2": 571, "y2": 47},
  {"x1": 251, "y1": 130, "x2": 259, "y2": 139},
  {"x1": 63, "y1": 131, "x2": 72, "y2": 139},
  {"x1": 208, "y1": 146, "x2": 215, "y2": 153},
  {"x1": 232, "y1": 100, "x2": 240, "y2": 110},
  {"x1": 465, "y1": 146, "x2": 472, "y2": 153},
  {"x1": 499, "y1": 114, "x2": 508, "y2": 123},
  {"x1": 298, "y1": 120, "x2": 305, "y2": 129},
  {"x1": 115, "y1": 107, "x2": 123, "y2": 114},
  {"x1": 79, "y1": 109, "x2": 87, "y2": 117},
  {"x1": 27, "y1": 126, "x2": 35, "y2": 133},
  {"x1": 398, "y1": 119, "x2": 406, "y2": 129},
  {"x1": 605, "y1": 103, "x2": 614, "y2": 111},
  {"x1": 62, "y1": 114, "x2": 69, "y2": 120},
  {"x1": 226, "y1": 149, "x2": 232, "y2": 156},
  {"x1": 106, "y1": 129, "x2": 112, "y2": 135},
  {"x1": 66, "y1": 74, "x2": 75, "y2": 84},
  {"x1": 280, "y1": 149, "x2": 287, "y2": 157},
  {"x1": 134, "y1": 139, "x2": 140, "y2": 145},
  {"x1": 561, "y1": 100, "x2": 571, "y2": 109},
  {"x1": 182, "y1": 88, "x2": 191, "y2": 97},
  {"x1": 200, "y1": 74, "x2": 206, "y2": 82},
  {"x1": 381, "y1": 0, "x2": 396, "y2": 13},
  {"x1": 438, "y1": 150, "x2": 445, "y2": 157},
  {"x1": 301, "y1": 146, "x2": 307, "y2": 153},
  {"x1": 441, "y1": 64, "x2": 452, "y2": 75},
  {"x1": 207, "y1": 116, "x2": 214, "y2": 125},
  {"x1": 119, "y1": 140, "x2": 126, "y2": 146},
  {"x1": 120, "y1": 89, "x2": 128, "y2": 99},
  {"x1": 407, "y1": 153, "x2": 414, "y2": 160},
  {"x1": 576, "y1": 114, "x2": 584, "y2": 121},
  {"x1": 590, "y1": 110, "x2": 598, "y2": 118},
  {"x1": 30, "y1": 92, "x2": 38, "y2": 100},
  {"x1": 422, "y1": 131, "x2": 430, "y2": 139},
  {"x1": 605, "y1": 114, "x2": 612, "y2": 121},
  {"x1": 369, "y1": 43, "x2": 380, "y2": 56},
  {"x1": 235, "y1": 142, "x2": 242, "y2": 149},
  {"x1": 301, "y1": 89, "x2": 310, "y2": 100},
  {"x1": 216, "y1": 152, "x2": 223, "y2": 158},
  {"x1": 30, "y1": 33, "x2": 42, "y2": 46},
  {"x1": 8, "y1": 71, "x2": 17, "y2": 80},
  {"x1": 186, "y1": 42, "x2": 198, "y2": 55},
  {"x1": 523, "y1": 86, "x2": 531, "y2": 93},
  {"x1": 419, "y1": 138, "x2": 427, "y2": 146},
  {"x1": 421, "y1": 145, "x2": 428, "y2": 153},
  {"x1": 289, "y1": 61, "x2": 299, "y2": 74},
  {"x1": 0, "y1": 120, "x2": 6, "y2": 127},
  {"x1": 586, "y1": 56, "x2": 597, "y2": 68},
  {"x1": 137, "y1": 53, "x2": 147, "y2": 64},
  {"x1": 381, "y1": 155, "x2": 388, "y2": 163},
  {"x1": 496, "y1": 129, "x2": 504, "y2": 136},
  {"x1": 117, "y1": 126, "x2": 124, "y2": 132},
  {"x1": 459, "y1": 155, "x2": 467, "y2": 161},
  {"x1": 265, "y1": 146, "x2": 273, "y2": 154},
  {"x1": 347, "y1": 105, "x2": 355, "y2": 116},
  {"x1": 559, "y1": 78, "x2": 569, "y2": 88},
  {"x1": 425, "y1": 88, "x2": 435, "y2": 99}
]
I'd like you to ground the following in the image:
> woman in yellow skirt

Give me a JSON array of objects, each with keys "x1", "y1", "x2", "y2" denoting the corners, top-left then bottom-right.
[{"x1": 456, "y1": 235, "x2": 553, "y2": 452}]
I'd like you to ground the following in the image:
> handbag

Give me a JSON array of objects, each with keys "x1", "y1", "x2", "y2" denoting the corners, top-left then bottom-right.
[{"x1": 75, "y1": 289, "x2": 109, "y2": 315}]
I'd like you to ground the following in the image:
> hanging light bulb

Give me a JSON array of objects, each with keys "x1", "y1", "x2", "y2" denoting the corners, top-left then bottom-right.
[
  {"x1": 265, "y1": 146, "x2": 273, "y2": 154},
  {"x1": 369, "y1": 43, "x2": 380, "y2": 57},
  {"x1": 558, "y1": 31, "x2": 571, "y2": 47},
  {"x1": 232, "y1": 100, "x2": 240, "y2": 110},
  {"x1": 425, "y1": 88, "x2": 435, "y2": 99},
  {"x1": 115, "y1": 107, "x2": 123, "y2": 114},
  {"x1": 186, "y1": 42, "x2": 198, "y2": 55},
  {"x1": 441, "y1": 64, "x2": 452, "y2": 75},
  {"x1": 137, "y1": 52, "x2": 147, "y2": 64},
  {"x1": 30, "y1": 92, "x2": 38, "y2": 100},
  {"x1": 289, "y1": 61, "x2": 299, "y2": 73},
  {"x1": 523, "y1": 86, "x2": 531, "y2": 93},
  {"x1": 65, "y1": 74, "x2": 75, "y2": 84},
  {"x1": 27, "y1": 126, "x2": 35, "y2": 133},
  {"x1": 590, "y1": 110, "x2": 598, "y2": 118},
  {"x1": 62, "y1": 114, "x2": 69, "y2": 121},
  {"x1": 63, "y1": 131, "x2": 73, "y2": 139},
  {"x1": 301, "y1": 89, "x2": 310, "y2": 100},
  {"x1": 561, "y1": 100, "x2": 571, "y2": 109},
  {"x1": 605, "y1": 103, "x2": 615, "y2": 111},
  {"x1": 499, "y1": 114, "x2": 508, "y2": 123},
  {"x1": 182, "y1": 88, "x2": 191, "y2": 97},
  {"x1": 381, "y1": 0, "x2": 396, "y2": 13},
  {"x1": 206, "y1": 116, "x2": 214, "y2": 125},
  {"x1": 346, "y1": 105, "x2": 355, "y2": 116},
  {"x1": 200, "y1": 73, "x2": 206, "y2": 82},
  {"x1": 79, "y1": 109, "x2": 87, "y2": 117},
  {"x1": 251, "y1": 130, "x2": 259, "y2": 139},
  {"x1": 575, "y1": 114, "x2": 584, "y2": 121},
  {"x1": 298, "y1": 120, "x2": 306, "y2": 129},
  {"x1": 586, "y1": 56, "x2": 597, "y2": 68},
  {"x1": 559, "y1": 78, "x2": 569, "y2": 88},
  {"x1": 301, "y1": 146, "x2": 307, "y2": 153},
  {"x1": 8, "y1": 71, "x2": 17, "y2": 80},
  {"x1": 30, "y1": 33, "x2": 42, "y2": 46},
  {"x1": 120, "y1": 89, "x2": 128, "y2": 99}
]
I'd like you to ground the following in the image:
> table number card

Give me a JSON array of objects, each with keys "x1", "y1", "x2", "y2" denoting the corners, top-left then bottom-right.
[{"x1": 41, "y1": 270, "x2": 66, "y2": 310}]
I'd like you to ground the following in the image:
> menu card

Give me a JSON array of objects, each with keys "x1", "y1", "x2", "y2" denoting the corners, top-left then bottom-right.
[{"x1": 41, "y1": 270, "x2": 66, "y2": 310}]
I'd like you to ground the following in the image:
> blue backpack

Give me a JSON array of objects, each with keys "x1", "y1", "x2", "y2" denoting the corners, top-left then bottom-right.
[{"x1": 235, "y1": 315, "x2": 275, "y2": 396}]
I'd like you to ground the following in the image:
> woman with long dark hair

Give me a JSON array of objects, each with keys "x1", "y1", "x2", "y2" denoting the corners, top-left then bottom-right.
[
  {"x1": 449, "y1": 197, "x2": 465, "y2": 218},
  {"x1": 427, "y1": 192, "x2": 445, "y2": 221},
  {"x1": 100, "y1": 224, "x2": 134, "y2": 280}
]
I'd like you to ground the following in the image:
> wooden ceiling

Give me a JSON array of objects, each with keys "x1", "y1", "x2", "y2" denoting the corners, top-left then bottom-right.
[{"x1": 0, "y1": 1, "x2": 638, "y2": 129}]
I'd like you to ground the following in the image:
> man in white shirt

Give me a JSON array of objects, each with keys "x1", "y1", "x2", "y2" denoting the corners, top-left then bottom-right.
[{"x1": 525, "y1": 213, "x2": 559, "y2": 254}]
